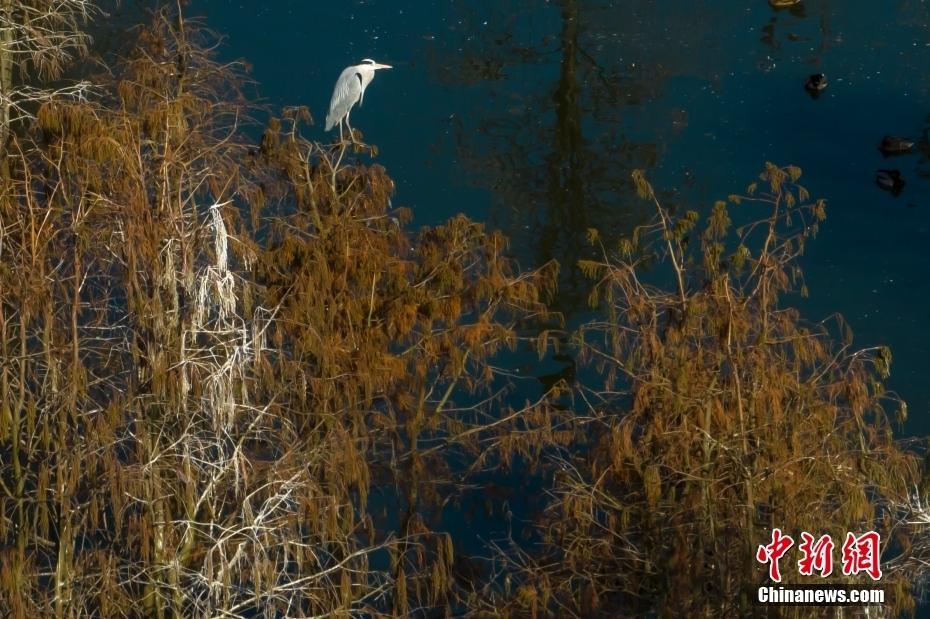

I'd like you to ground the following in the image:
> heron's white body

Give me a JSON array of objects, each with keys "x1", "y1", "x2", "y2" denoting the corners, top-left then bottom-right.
[{"x1": 325, "y1": 59, "x2": 392, "y2": 139}]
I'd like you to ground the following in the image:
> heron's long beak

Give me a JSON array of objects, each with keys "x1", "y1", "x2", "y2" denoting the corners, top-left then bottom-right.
[{"x1": 374, "y1": 63, "x2": 392, "y2": 70}]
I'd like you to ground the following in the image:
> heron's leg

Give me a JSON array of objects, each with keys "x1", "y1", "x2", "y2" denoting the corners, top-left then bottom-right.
[
  {"x1": 338, "y1": 120, "x2": 344, "y2": 143},
  {"x1": 345, "y1": 109, "x2": 354, "y2": 143}
]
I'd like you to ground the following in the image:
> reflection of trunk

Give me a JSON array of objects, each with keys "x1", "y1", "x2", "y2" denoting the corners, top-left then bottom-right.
[
  {"x1": 553, "y1": 0, "x2": 582, "y2": 177},
  {"x1": 540, "y1": 0, "x2": 585, "y2": 270},
  {"x1": 0, "y1": 0, "x2": 13, "y2": 157}
]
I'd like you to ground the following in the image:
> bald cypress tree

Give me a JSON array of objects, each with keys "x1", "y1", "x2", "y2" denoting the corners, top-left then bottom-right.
[
  {"x1": 493, "y1": 165, "x2": 930, "y2": 618},
  {"x1": 0, "y1": 7, "x2": 557, "y2": 617}
]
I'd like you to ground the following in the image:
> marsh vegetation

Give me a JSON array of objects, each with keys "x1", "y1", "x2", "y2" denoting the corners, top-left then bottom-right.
[{"x1": 0, "y1": 3, "x2": 929, "y2": 617}]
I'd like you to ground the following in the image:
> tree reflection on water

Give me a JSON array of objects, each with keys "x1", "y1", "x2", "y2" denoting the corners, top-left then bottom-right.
[{"x1": 427, "y1": 0, "x2": 772, "y2": 313}]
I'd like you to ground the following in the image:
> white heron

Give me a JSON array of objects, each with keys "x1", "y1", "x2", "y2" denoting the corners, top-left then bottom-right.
[{"x1": 325, "y1": 59, "x2": 392, "y2": 141}]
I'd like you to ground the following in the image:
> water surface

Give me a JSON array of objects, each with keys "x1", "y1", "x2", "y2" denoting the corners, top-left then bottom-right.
[{"x1": 190, "y1": 0, "x2": 930, "y2": 436}]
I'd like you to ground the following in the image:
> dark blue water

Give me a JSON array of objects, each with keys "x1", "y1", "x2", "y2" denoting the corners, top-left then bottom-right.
[{"x1": 190, "y1": 0, "x2": 930, "y2": 436}]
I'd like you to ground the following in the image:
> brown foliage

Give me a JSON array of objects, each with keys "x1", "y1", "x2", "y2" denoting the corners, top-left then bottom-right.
[
  {"x1": 0, "y1": 8, "x2": 556, "y2": 617},
  {"x1": 0, "y1": 0, "x2": 97, "y2": 154},
  {"x1": 496, "y1": 165, "x2": 928, "y2": 618},
  {"x1": 2, "y1": 5, "x2": 929, "y2": 619}
]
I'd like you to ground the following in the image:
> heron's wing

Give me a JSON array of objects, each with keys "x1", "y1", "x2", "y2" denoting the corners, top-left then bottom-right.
[{"x1": 325, "y1": 67, "x2": 362, "y2": 131}]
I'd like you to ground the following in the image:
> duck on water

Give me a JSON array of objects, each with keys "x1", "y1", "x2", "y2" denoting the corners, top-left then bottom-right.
[
  {"x1": 879, "y1": 136, "x2": 916, "y2": 155},
  {"x1": 876, "y1": 169, "x2": 905, "y2": 195}
]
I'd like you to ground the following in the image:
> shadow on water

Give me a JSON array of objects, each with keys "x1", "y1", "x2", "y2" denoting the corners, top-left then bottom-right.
[{"x1": 435, "y1": 0, "x2": 676, "y2": 314}]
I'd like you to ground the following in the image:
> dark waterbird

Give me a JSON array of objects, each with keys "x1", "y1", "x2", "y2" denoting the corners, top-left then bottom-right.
[
  {"x1": 805, "y1": 73, "x2": 827, "y2": 95},
  {"x1": 879, "y1": 136, "x2": 915, "y2": 155},
  {"x1": 537, "y1": 352, "x2": 576, "y2": 392},
  {"x1": 876, "y1": 169, "x2": 905, "y2": 195}
]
